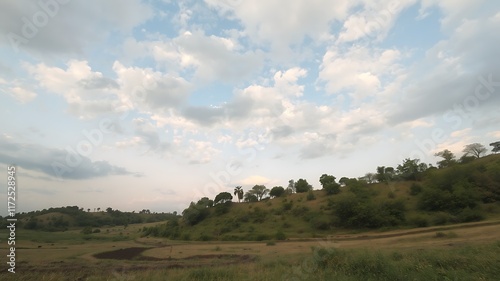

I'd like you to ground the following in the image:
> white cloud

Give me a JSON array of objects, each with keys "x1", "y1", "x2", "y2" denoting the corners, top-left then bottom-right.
[
  {"x1": 238, "y1": 175, "x2": 272, "y2": 186},
  {"x1": 128, "y1": 30, "x2": 264, "y2": 83},
  {"x1": 185, "y1": 140, "x2": 220, "y2": 164},
  {"x1": 0, "y1": 0, "x2": 153, "y2": 55},
  {"x1": 388, "y1": 9, "x2": 500, "y2": 124},
  {"x1": 8, "y1": 86, "x2": 37, "y2": 103},
  {"x1": 319, "y1": 46, "x2": 402, "y2": 103},
  {"x1": 487, "y1": 131, "x2": 500, "y2": 139},
  {"x1": 26, "y1": 60, "x2": 120, "y2": 119},
  {"x1": 450, "y1": 128, "x2": 471, "y2": 138},
  {"x1": 206, "y1": 0, "x2": 352, "y2": 49},
  {"x1": 113, "y1": 61, "x2": 192, "y2": 113},
  {"x1": 338, "y1": 0, "x2": 417, "y2": 43}
]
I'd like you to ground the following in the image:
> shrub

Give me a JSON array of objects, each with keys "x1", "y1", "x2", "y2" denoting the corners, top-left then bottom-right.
[
  {"x1": 92, "y1": 228, "x2": 101, "y2": 233},
  {"x1": 214, "y1": 202, "x2": 231, "y2": 216},
  {"x1": 410, "y1": 183, "x2": 423, "y2": 196},
  {"x1": 432, "y1": 212, "x2": 452, "y2": 225},
  {"x1": 275, "y1": 230, "x2": 286, "y2": 240},
  {"x1": 81, "y1": 226, "x2": 92, "y2": 234},
  {"x1": 324, "y1": 183, "x2": 341, "y2": 195},
  {"x1": 198, "y1": 234, "x2": 213, "y2": 241},
  {"x1": 457, "y1": 207, "x2": 485, "y2": 222},
  {"x1": 254, "y1": 233, "x2": 271, "y2": 241},
  {"x1": 409, "y1": 216, "x2": 428, "y2": 227},
  {"x1": 306, "y1": 190, "x2": 316, "y2": 201},
  {"x1": 312, "y1": 218, "x2": 330, "y2": 230}
]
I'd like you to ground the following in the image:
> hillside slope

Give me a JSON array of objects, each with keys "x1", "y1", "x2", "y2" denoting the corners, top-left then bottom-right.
[{"x1": 144, "y1": 154, "x2": 500, "y2": 241}]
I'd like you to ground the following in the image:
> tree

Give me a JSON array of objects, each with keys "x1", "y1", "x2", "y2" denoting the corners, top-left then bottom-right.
[
  {"x1": 363, "y1": 173, "x2": 376, "y2": 184},
  {"x1": 214, "y1": 192, "x2": 233, "y2": 205},
  {"x1": 462, "y1": 143, "x2": 487, "y2": 159},
  {"x1": 87, "y1": 208, "x2": 90, "y2": 212},
  {"x1": 376, "y1": 166, "x2": 395, "y2": 183},
  {"x1": 269, "y1": 186, "x2": 285, "y2": 198},
  {"x1": 286, "y1": 179, "x2": 295, "y2": 194},
  {"x1": 397, "y1": 158, "x2": 427, "y2": 181},
  {"x1": 490, "y1": 141, "x2": 500, "y2": 153},
  {"x1": 244, "y1": 192, "x2": 258, "y2": 202},
  {"x1": 319, "y1": 174, "x2": 340, "y2": 195},
  {"x1": 319, "y1": 174, "x2": 336, "y2": 187},
  {"x1": 339, "y1": 177, "x2": 349, "y2": 186},
  {"x1": 434, "y1": 149, "x2": 457, "y2": 168},
  {"x1": 376, "y1": 166, "x2": 386, "y2": 182},
  {"x1": 247, "y1": 185, "x2": 269, "y2": 201},
  {"x1": 97, "y1": 208, "x2": 101, "y2": 212},
  {"x1": 234, "y1": 186, "x2": 244, "y2": 203},
  {"x1": 197, "y1": 197, "x2": 213, "y2": 208},
  {"x1": 182, "y1": 202, "x2": 209, "y2": 225},
  {"x1": 295, "y1": 178, "x2": 312, "y2": 193}
]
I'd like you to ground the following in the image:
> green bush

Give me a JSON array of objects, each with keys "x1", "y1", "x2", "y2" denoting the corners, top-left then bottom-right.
[
  {"x1": 311, "y1": 218, "x2": 330, "y2": 230},
  {"x1": 198, "y1": 234, "x2": 213, "y2": 241},
  {"x1": 81, "y1": 226, "x2": 92, "y2": 234},
  {"x1": 214, "y1": 202, "x2": 231, "y2": 216},
  {"x1": 409, "y1": 216, "x2": 428, "y2": 227},
  {"x1": 410, "y1": 183, "x2": 423, "y2": 195},
  {"x1": 282, "y1": 200, "x2": 293, "y2": 211},
  {"x1": 457, "y1": 207, "x2": 484, "y2": 222},
  {"x1": 324, "y1": 183, "x2": 341, "y2": 195},
  {"x1": 432, "y1": 212, "x2": 452, "y2": 225},
  {"x1": 275, "y1": 230, "x2": 286, "y2": 240},
  {"x1": 306, "y1": 190, "x2": 316, "y2": 201}
]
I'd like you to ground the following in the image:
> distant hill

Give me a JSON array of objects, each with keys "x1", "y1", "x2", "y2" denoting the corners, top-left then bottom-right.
[
  {"x1": 143, "y1": 154, "x2": 500, "y2": 241},
  {"x1": 0, "y1": 206, "x2": 179, "y2": 231}
]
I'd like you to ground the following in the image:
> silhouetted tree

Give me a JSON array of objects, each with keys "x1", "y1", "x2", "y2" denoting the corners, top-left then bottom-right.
[
  {"x1": 234, "y1": 186, "x2": 244, "y2": 203},
  {"x1": 463, "y1": 143, "x2": 487, "y2": 158}
]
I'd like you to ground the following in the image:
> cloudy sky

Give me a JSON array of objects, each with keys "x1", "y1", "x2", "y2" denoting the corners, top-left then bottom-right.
[{"x1": 0, "y1": 0, "x2": 499, "y2": 215}]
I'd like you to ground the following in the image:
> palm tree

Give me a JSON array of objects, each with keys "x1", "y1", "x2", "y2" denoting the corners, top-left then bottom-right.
[{"x1": 234, "y1": 186, "x2": 244, "y2": 203}]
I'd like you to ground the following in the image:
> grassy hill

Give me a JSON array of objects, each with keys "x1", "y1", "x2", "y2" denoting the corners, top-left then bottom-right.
[
  {"x1": 144, "y1": 154, "x2": 500, "y2": 241},
  {"x1": 0, "y1": 206, "x2": 178, "y2": 232}
]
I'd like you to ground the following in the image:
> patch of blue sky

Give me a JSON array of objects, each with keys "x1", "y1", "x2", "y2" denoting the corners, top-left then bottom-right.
[
  {"x1": 381, "y1": 4, "x2": 443, "y2": 60},
  {"x1": 187, "y1": 81, "x2": 235, "y2": 106},
  {"x1": 140, "y1": 14, "x2": 180, "y2": 39}
]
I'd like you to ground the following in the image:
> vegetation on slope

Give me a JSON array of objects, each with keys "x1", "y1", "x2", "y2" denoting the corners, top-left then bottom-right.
[{"x1": 143, "y1": 151, "x2": 500, "y2": 241}]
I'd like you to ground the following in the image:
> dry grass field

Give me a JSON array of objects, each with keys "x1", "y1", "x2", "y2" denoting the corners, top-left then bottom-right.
[{"x1": 1, "y1": 219, "x2": 499, "y2": 280}]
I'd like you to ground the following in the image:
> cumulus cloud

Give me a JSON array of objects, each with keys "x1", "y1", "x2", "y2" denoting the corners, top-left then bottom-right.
[
  {"x1": 337, "y1": 0, "x2": 417, "y2": 43},
  {"x1": 113, "y1": 61, "x2": 192, "y2": 112},
  {"x1": 318, "y1": 45, "x2": 403, "y2": 103},
  {"x1": 131, "y1": 118, "x2": 170, "y2": 153},
  {"x1": 0, "y1": 136, "x2": 134, "y2": 180},
  {"x1": 205, "y1": 0, "x2": 352, "y2": 49},
  {"x1": 8, "y1": 85, "x2": 37, "y2": 103},
  {"x1": 0, "y1": 0, "x2": 153, "y2": 55},
  {"x1": 388, "y1": 10, "x2": 500, "y2": 125},
  {"x1": 124, "y1": 30, "x2": 264, "y2": 83},
  {"x1": 26, "y1": 60, "x2": 121, "y2": 119}
]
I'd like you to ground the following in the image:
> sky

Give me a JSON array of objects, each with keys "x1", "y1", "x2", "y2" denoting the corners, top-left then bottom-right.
[{"x1": 0, "y1": 0, "x2": 499, "y2": 215}]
